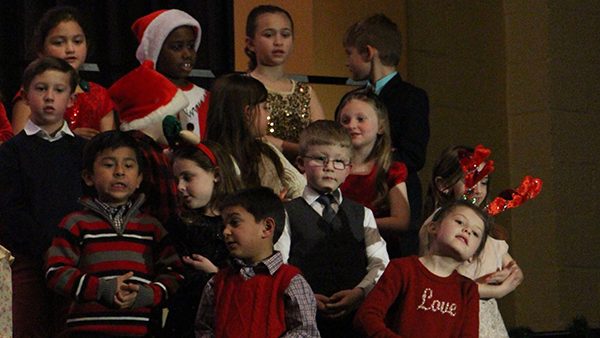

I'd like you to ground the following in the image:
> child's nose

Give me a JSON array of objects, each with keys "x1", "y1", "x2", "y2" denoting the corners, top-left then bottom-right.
[
  {"x1": 463, "y1": 228, "x2": 472, "y2": 236},
  {"x1": 114, "y1": 164, "x2": 125, "y2": 176}
]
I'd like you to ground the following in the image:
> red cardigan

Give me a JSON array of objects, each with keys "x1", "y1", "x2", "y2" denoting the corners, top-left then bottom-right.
[{"x1": 354, "y1": 256, "x2": 479, "y2": 338}]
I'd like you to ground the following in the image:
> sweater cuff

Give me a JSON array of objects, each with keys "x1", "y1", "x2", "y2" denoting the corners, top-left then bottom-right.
[
  {"x1": 97, "y1": 277, "x2": 118, "y2": 306},
  {"x1": 132, "y1": 284, "x2": 155, "y2": 308}
]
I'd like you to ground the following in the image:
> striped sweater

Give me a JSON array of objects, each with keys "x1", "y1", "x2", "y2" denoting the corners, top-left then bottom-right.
[{"x1": 45, "y1": 195, "x2": 184, "y2": 336}]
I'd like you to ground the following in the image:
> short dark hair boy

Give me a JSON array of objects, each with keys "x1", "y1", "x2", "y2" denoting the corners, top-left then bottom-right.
[
  {"x1": 343, "y1": 14, "x2": 430, "y2": 257},
  {"x1": 0, "y1": 56, "x2": 85, "y2": 337},
  {"x1": 276, "y1": 120, "x2": 389, "y2": 337},
  {"x1": 195, "y1": 187, "x2": 320, "y2": 337},
  {"x1": 45, "y1": 130, "x2": 184, "y2": 337}
]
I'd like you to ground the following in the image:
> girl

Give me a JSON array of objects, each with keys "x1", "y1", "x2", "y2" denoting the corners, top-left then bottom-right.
[
  {"x1": 422, "y1": 145, "x2": 524, "y2": 338},
  {"x1": 245, "y1": 5, "x2": 325, "y2": 160},
  {"x1": 354, "y1": 200, "x2": 491, "y2": 338},
  {"x1": 336, "y1": 89, "x2": 410, "y2": 258},
  {"x1": 205, "y1": 73, "x2": 306, "y2": 199},
  {"x1": 12, "y1": 5, "x2": 115, "y2": 139},
  {"x1": 162, "y1": 140, "x2": 242, "y2": 338}
]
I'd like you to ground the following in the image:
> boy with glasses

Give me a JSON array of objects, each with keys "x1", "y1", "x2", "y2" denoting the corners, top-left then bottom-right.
[{"x1": 275, "y1": 120, "x2": 389, "y2": 337}]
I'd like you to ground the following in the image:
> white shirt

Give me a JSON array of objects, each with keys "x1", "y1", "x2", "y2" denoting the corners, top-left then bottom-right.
[
  {"x1": 275, "y1": 186, "x2": 390, "y2": 295},
  {"x1": 24, "y1": 119, "x2": 74, "y2": 142}
]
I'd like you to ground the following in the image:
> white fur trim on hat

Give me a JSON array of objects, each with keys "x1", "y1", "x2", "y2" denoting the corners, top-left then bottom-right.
[
  {"x1": 135, "y1": 9, "x2": 202, "y2": 66},
  {"x1": 120, "y1": 89, "x2": 188, "y2": 132}
]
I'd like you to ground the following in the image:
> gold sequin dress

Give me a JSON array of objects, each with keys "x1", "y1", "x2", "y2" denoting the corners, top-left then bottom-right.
[{"x1": 265, "y1": 79, "x2": 312, "y2": 143}]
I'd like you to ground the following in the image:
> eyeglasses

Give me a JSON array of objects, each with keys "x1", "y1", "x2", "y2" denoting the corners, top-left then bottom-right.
[{"x1": 303, "y1": 156, "x2": 351, "y2": 170}]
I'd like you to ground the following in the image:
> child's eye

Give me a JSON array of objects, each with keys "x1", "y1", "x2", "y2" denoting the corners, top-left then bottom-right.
[
  {"x1": 473, "y1": 232, "x2": 479, "y2": 238},
  {"x1": 103, "y1": 163, "x2": 114, "y2": 168},
  {"x1": 282, "y1": 31, "x2": 292, "y2": 38},
  {"x1": 35, "y1": 85, "x2": 47, "y2": 92},
  {"x1": 456, "y1": 220, "x2": 463, "y2": 225},
  {"x1": 357, "y1": 117, "x2": 364, "y2": 122}
]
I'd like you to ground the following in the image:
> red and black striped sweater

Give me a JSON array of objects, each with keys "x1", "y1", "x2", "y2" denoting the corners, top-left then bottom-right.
[{"x1": 46, "y1": 195, "x2": 184, "y2": 336}]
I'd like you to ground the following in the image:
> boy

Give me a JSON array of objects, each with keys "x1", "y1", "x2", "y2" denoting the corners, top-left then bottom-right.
[
  {"x1": 195, "y1": 187, "x2": 320, "y2": 338},
  {"x1": 0, "y1": 56, "x2": 84, "y2": 338},
  {"x1": 343, "y1": 14, "x2": 430, "y2": 256},
  {"x1": 45, "y1": 130, "x2": 184, "y2": 337},
  {"x1": 132, "y1": 9, "x2": 210, "y2": 139},
  {"x1": 275, "y1": 120, "x2": 389, "y2": 337}
]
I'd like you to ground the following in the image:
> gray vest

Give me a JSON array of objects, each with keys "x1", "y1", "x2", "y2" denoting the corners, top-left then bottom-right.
[{"x1": 286, "y1": 197, "x2": 367, "y2": 296}]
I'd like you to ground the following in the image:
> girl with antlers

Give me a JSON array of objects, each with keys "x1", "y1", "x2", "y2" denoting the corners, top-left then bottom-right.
[{"x1": 421, "y1": 145, "x2": 541, "y2": 338}]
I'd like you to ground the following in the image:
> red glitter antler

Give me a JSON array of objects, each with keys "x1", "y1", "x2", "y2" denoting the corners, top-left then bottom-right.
[
  {"x1": 484, "y1": 176, "x2": 543, "y2": 215},
  {"x1": 458, "y1": 145, "x2": 495, "y2": 202}
]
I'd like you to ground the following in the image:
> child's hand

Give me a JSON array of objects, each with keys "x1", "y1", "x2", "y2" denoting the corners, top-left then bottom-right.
[
  {"x1": 73, "y1": 127, "x2": 100, "y2": 140},
  {"x1": 278, "y1": 187, "x2": 290, "y2": 202},
  {"x1": 182, "y1": 254, "x2": 219, "y2": 274},
  {"x1": 482, "y1": 260, "x2": 520, "y2": 285},
  {"x1": 321, "y1": 288, "x2": 365, "y2": 320},
  {"x1": 114, "y1": 283, "x2": 139, "y2": 309},
  {"x1": 314, "y1": 294, "x2": 330, "y2": 313},
  {"x1": 115, "y1": 271, "x2": 134, "y2": 296}
]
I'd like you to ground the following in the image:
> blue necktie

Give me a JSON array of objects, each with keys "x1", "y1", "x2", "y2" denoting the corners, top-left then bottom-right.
[{"x1": 317, "y1": 194, "x2": 336, "y2": 223}]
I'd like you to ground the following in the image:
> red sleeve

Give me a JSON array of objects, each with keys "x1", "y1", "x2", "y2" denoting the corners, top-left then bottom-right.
[
  {"x1": 0, "y1": 103, "x2": 13, "y2": 142},
  {"x1": 354, "y1": 260, "x2": 403, "y2": 338},
  {"x1": 89, "y1": 82, "x2": 116, "y2": 119},
  {"x1": 387, "y1": 161, "x2": 408, "y2": 187}
]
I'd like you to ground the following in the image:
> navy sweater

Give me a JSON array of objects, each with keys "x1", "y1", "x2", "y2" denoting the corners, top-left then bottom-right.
[{"x1": 0, "y1": 131, "x2": 86, "y2": 257}]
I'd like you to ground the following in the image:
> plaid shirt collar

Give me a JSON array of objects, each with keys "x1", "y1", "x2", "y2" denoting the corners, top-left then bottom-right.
[
  {"x1": 233, "y1": 251, "x2": 283, "y2": 280},
  {"x1": 94, "y1": 199, "x2": 132, "y2": 233}
]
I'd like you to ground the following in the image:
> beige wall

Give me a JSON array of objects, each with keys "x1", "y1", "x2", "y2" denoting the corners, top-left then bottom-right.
[{"x1": 234, "y1": 0, "x2": 600, "y2": 332}]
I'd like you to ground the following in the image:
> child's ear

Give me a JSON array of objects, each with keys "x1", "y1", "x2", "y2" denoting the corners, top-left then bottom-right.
[
  {"x1": 427, "y1": 221, "x2": 440, "y2": 236},
  {"x1": 134, "y1": 172, "x2": 143, "y2": 189},
  {"x1": 67, "y1": 92, "x2": 77, "y2": 108},
  {"x1": 262, "y1": 217, "x2": 275, "y2": 239},
  {"x1": 435, "y1": 176, "x2": 450, "y2": 195},
  {"x1": 245, "y1": 36, "x2": 255, "y2": 52},
  {"x1": 295, "y1": 156, "x2": 306, "y2": 173},
  {"x1": 364, "y1": 45, "x2": 377, "y2": 62},
  {"x1": 244, "y1": 105, "x2": 253, "y2": 121},
  {"x1": 82, "y1": 169, "x2": 95, "y2": 187},
  {"x1": 20, "y1": 89, "x2": 30, "y2": 106}
]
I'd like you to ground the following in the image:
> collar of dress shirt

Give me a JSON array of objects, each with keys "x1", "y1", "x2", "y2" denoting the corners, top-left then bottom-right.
[{"x1": 24, "y1": 119, "x2": 74, "y2": 142}]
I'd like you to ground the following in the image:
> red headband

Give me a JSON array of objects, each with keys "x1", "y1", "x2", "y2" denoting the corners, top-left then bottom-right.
[{"x1": 196, "y1": 142, "x2": 217, "y2": 167}]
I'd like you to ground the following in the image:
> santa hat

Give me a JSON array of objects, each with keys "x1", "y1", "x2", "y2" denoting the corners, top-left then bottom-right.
[
  {"x1": 132, "y1": 9, "x2": 202, "y2": 66},
  {"x1": 109, "y1": 60, "x2": 189, "y2": 132}
]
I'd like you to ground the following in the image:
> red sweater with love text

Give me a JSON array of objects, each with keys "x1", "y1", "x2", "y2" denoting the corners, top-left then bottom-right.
[{"x1": 354, "y1": 256, "x2": 479, "y2": 338}]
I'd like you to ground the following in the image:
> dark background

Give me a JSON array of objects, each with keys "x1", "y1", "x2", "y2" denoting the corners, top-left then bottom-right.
[{"x1": 0, "y1": 0, "x2": 234, "y2": 119}]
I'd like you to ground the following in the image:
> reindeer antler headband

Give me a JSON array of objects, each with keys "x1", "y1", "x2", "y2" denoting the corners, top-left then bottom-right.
[
  {"x1": 458, "y1": 145, "x2": 495, "y2": 204},
  {"x1": 459, "y1": 145, "x2": 542, "y2": 215}
]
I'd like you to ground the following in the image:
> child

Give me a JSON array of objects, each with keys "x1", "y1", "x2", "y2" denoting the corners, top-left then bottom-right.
[
  {"x1": 0, "y1": 56, "x2": 85, "y2": 338},
  {"x1": 204, "y1": 73, "x2": 306, "y2": 198},
  {"x1": 161, "y1": 140, "x2": 243, "y2": 338},
  {"x1": 245, "y1": 5, "x2": 325, "y2": 160},
  {"x1": 422, "y1": 145, "x2": 524, "y2": 338},
  {"x1": 109, "y1": 59, "x2": 188, "y2": 227},
  {"x1": 0, "y1": 102, "x2": 13, "y2": 144},
  {"x1": 354, "y1": 200, "x2": 491, "y2": 338},
  {"x1": 12, "y1": 5, "x2": 115, "y2": 139},
  {"x1": 343, "y1": 14, "x2": 430, "y2": 255},
  {"x1": 45, "y1": 130, "x2": 184, "y2": 337},
  {"x1": 195, "y1": 187, "x2": 320, "y2": 337},
  {"x1": 132, "y1": 9, "x2": 210, "y2": 140},
  {"x1": 336, "y1": 89, "x2": 410, "y2": 259},
  {"x1": 275, "y1": 120, "x2": 389, "y2": 337}
]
